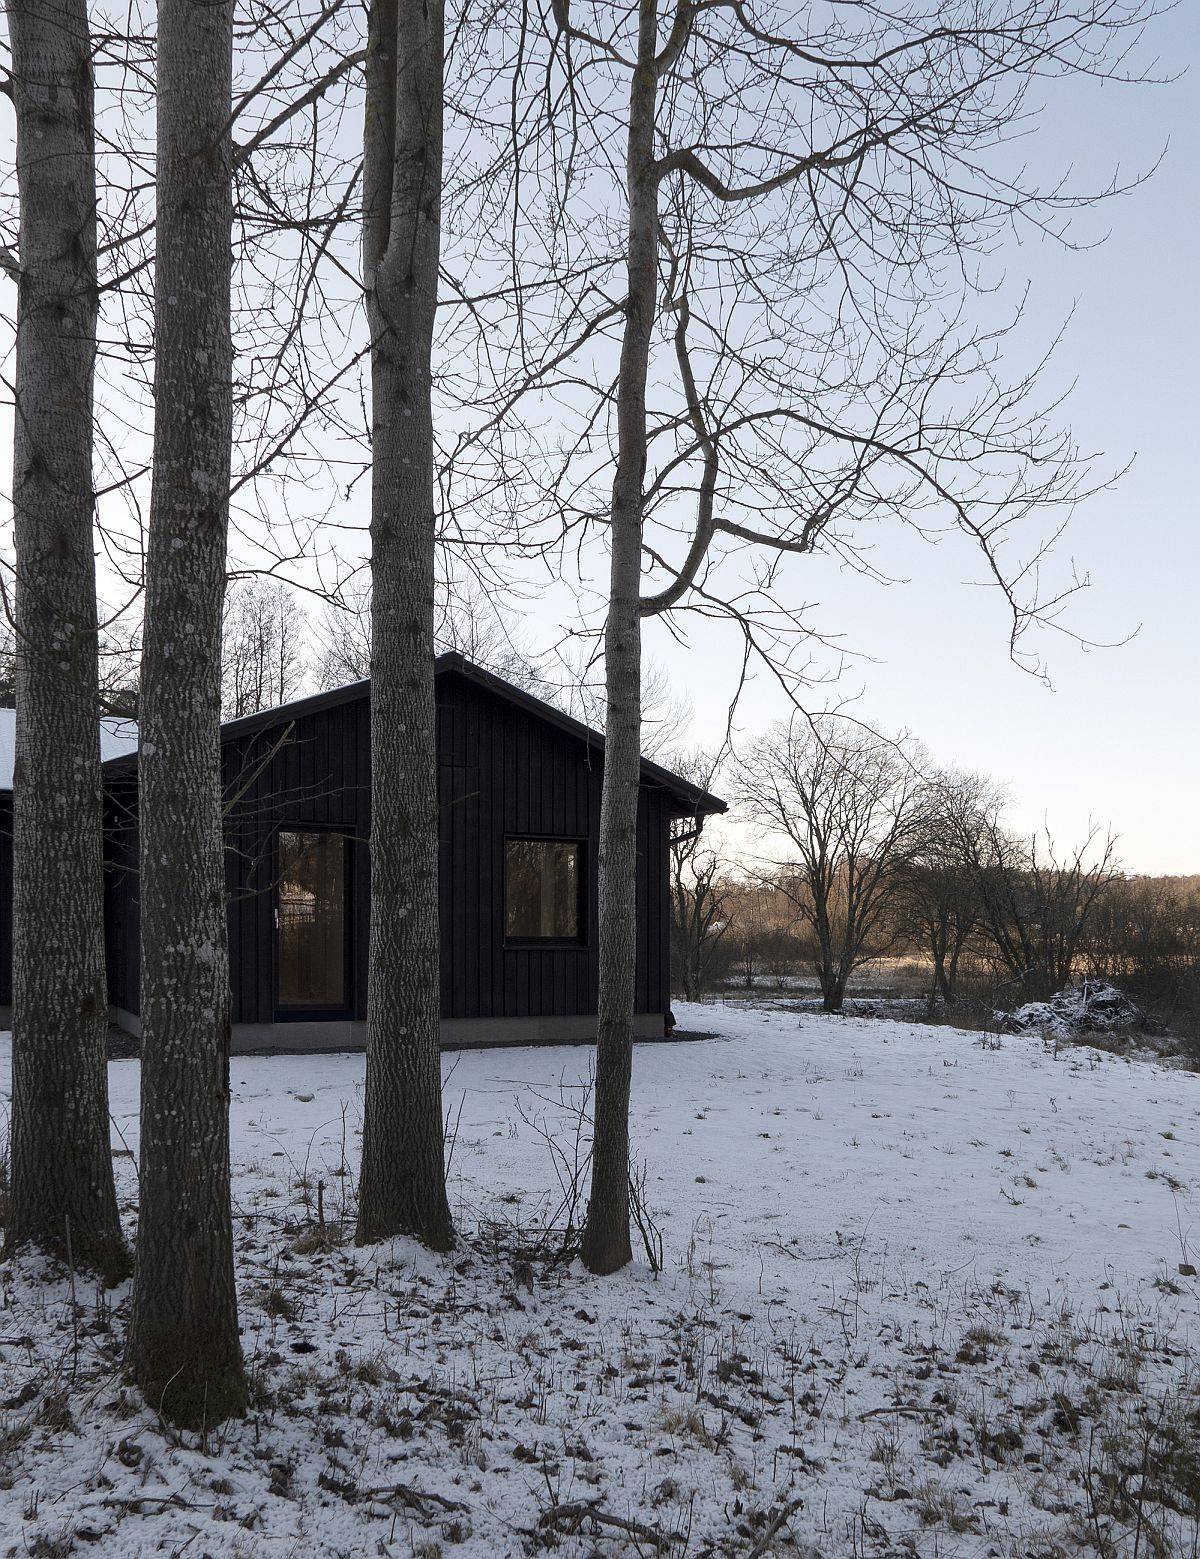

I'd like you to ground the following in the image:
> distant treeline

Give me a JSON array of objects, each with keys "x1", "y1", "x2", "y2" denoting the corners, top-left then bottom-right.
[{"x1": 670, "y1": 725, "x2": 1200, "y2": 1041}]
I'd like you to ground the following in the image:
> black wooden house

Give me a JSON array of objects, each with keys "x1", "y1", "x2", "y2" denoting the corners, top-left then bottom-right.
[{"x1": 0, "y1": 655, "x2": 724, "y2": 1051}]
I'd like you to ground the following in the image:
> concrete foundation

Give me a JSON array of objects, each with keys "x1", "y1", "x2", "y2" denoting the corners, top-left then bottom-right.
[{"x1": 109, "y1": 1007, "x2": 668, "y2": 1054}]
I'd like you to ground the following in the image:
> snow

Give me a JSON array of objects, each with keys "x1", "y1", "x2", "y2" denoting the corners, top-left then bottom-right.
[
  {"x1": 2, "y1": 1004, "x2": 1200, "y2": 1555},
  {"x1": 1004, "y1": 979, "x2": 1145, "y2": 1045},
  {"x1": 0, "y1": 707, "x2": 138, "y2": 791}
]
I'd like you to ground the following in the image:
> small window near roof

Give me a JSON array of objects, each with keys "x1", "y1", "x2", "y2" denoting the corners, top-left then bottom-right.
[{"x1": 505, "y1": 838, "x2": 582, "y2": 941}]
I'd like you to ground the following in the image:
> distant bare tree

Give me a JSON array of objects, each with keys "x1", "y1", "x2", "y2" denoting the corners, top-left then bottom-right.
[
  {"x1": 221, "y1": 578, "x2": 308, "y2": 717},
  {"x1": 312, "y1": 579, "x2": 546, "y2": 693},
  {"x1": 947, "y1": 789, "x2": 1120, "y2": 999},
  {"x1": 312, "y1": 583, "x2": 372, "y2": 689},
  {"x1": 96, "y1": 619, "x2": 142, "y2": 720},
  {"x1": 671, "y1": 842, "x2": 729, "y2": 1000},
  {"x1": 724, "y1": 884, "x2": 776, "y2": 991},
  {"x1": 311, "y1": 579, "x2": 688, "y2": 761},
  {"x1": 668, "y1": 751, "x2": 729, "y2": 1001},
  {"x1": 552, "y1": 655, "x2": 691, "y2": 762},
  {"x1": 903, "y1": 772, "x2": 989, "y2": 1007},
  {"x1": 739, "y1": 722, "x2": 923, "y2": 1012},
  {"x1": 0, "y1": 625, "x2": 14, "y2": 707},
  {"x1": 1086, "y1": 876, "x2": 1200, "y2": 997}
]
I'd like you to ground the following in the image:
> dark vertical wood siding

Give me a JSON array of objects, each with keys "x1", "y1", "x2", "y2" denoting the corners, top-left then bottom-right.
[
  {"x1": 12, "y1": 667, "x2": 679, "y2": 1030},
  {"x1": 219, "y1": 691, "x2": 370, "y2": 1024},
  {"x1": 433, "y1": 670, "x2": 670, "y2": 1022}
]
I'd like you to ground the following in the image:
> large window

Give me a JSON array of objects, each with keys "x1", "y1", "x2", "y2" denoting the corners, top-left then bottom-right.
[
  {"x1": 277, "y1": 829, "x2": 349, "y2": 1010},
  {"x1": 505, "y1": 838, "x2": 583, "y2": 942}
]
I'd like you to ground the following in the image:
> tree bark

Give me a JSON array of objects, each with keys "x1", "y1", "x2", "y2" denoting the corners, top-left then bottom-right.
[
  {"x1": 814, "y1": 924, "x2": 842, "y2": 1013},
  {"x1": 124, "y1": 0, "x2": 245, "y2": 1428},
  {"x1": 821, "y1": 980, "x2": 846, "y2": 1014},
  {"x1": 355, "y1": 0, "x2": 454, "y2": 1251},
  {"x1": 580, "y1": 0, "x2": 659, "y2": 1276},
  {"x1": 3, "y1": 0, "x2": 127, "y2": 1282}
]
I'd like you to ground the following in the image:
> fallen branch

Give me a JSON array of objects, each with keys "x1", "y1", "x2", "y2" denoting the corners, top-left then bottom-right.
[
  {"x1": 748, "y1": 1495, "x2": 804, "y2": 1557},
  {"x1": 102, "y1": 1492, "x2": 207, "y2": 1512},
  {"x1": 358, "y1": 1482, "x2": 467, "y2": 1517},
  {"x1": 540, "y1": 1498, "x2": 683, "y2": 1550}
]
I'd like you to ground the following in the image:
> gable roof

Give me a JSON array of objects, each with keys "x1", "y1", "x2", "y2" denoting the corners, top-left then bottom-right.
[
  {"x1": 0, "y1": 707, "x2": 139, "y2": 793},
  {"x1": 438, "y1": 652, "x2": 726, "y2": 818},
  {"x1": 98, "y1": 653, "x2": 726, "y2": 818}
]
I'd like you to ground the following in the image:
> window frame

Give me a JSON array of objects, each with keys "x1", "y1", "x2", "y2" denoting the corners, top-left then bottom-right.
[
  {"x1": 502, "y1": 834, "x2": 587, "y2": 948},
  {"x1": 273, "y1": 825, "x2": 355, "y2": 1020}
]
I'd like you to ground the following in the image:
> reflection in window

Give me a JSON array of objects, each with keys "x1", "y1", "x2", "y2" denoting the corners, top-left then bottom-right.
[
  {"x1": 278, "y1": 830, "x2": 347, "y2": 1007},
  {"x1": 505, "y1": 838, "x2": 582, "y2": 941}
]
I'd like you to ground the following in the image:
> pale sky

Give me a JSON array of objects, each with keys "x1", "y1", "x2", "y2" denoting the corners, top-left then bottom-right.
[
  {"x1": 634, "y1": 7, "x2": 1199, "y2": 876},
  {"x1": 2, "y1": 6, "x2": 1194, "y2": 875}
]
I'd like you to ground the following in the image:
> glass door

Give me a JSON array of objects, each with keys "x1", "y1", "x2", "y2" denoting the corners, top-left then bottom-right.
[{"x1": 276, "y1": 829, "x2": 350, "y2": 1013}]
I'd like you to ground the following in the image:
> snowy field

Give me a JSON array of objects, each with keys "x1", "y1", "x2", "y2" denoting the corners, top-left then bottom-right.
[{"x1": 2, "y1": 1004, "x2": 1200, "y2": 1556}]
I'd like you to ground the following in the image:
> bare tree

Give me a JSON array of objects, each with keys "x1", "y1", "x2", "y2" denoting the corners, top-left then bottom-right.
[
  {"x1": 1085, "y1": 876, "x2": 1200, "y2": 999},
  {"x1": 124, "y1": 0, "x2": 246, "y2": 1424},
  {"x1": 553, "y1": 654, "x2": 691, "y2": 762},
  {"x1": 2, "y1": 0, "x2": 127, "y2": 1279},
  {"x1": 354, "y1": 0, "x2": 454, "y2": 1249},
  {"x1": 311, "y1": 576, "x2": 687, "y2": 760},
  {"x1": 948, "y1": 790, "x2": 1120, "y2": 999},
  {"x1": 739, "y1": 721, "x2": 923, "y2": 1012},
  {"x1": 312, "y1": 578, "x2": 546, "y2": 692},
  {"x1": 312, "y1": 581, "x2": 372, "y2": 689},
  {"x1": 668, "y1": 750, "x2": 730, "y2": 1000},
  {"x1": 671, "y1": 833, "x2": 731, "y2": 1000},
  {"x1": 724, "y1": 882, "x2": 776, "y2": 991},
  {"x1": 97, "y1": 617, "x2": 143, "y2": 719},
  {"x1": 0, "y1": 624, "x2": 14, "y2": 706},
  {"x1": 903, "y1": 772, "x2": 988, "y2": 1007},
  {"x1": 476, "y1": 0, "x2": 1161, "y2": 1271},
  {"x1": 222, "y1": 577, "x2": 308, "y2": 717}
]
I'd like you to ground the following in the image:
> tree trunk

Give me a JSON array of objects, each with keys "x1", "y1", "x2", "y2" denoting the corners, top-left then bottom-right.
[
  {"x1": 355, "y1": 0, "x2": 454, "y2": 1251},
  {"x1": 580, "y1": 0, "x2": 659, "y2": 1277},
  {"x1": 930, "y1": 933, "x2": 951, "y2": 1004},
  {"x1": 815, "y1": 933, "x2": 842, "y2": 1012},
  {"x1": 3, "y1": 0, "x2": 127, "y2": 1282},
  {"x1": 124, "y1": 0, "x2": 244, "y2": 1428},
  {"x1": 821, "y1": 984, "x2": 844, "y2": 1014}
]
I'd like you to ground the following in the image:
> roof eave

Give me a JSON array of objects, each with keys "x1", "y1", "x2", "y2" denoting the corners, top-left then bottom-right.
[{"x1": 98, "y1": 653, "x2": 729, "y2": 817}]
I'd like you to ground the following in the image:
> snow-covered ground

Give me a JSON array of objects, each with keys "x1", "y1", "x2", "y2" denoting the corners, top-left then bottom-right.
[{"x1": 3, "y1": 1004, "x2": 1200, "y2": 1556}]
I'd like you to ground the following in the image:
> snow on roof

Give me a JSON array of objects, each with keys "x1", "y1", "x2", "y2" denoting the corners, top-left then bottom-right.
[{"x1": 0, "y1": 706, "x2": 139, "y2": 793}]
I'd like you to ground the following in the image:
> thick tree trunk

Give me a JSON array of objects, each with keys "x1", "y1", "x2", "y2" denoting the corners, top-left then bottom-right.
[
  {"x1": 815, "y1": 928, "x2": 843, "y2": 1012},
  {"x1": 355, "y1": 0, "x2": 454, "y2": 1250},
  {"x1": 124, "y1": 0, "x2": 244, "y2": 1428},
  {"x1": 580, "y1": 0, "x2": 659, "y2": 1276},
  {"x1": 3, "y1": 0, "x2": 127, "y2": 1282},
  {"x1": 821, "y1": 983, "x2": 845, "y2": 1014}
]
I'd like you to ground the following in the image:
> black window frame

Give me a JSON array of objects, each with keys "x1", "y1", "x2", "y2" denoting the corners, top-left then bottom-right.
[
  {"x1": 274, "y1": 825, "x2": 355, "y2": 1020},
  {"x1": 503, "y1": 834, "x2": 587, "y2": 948}
]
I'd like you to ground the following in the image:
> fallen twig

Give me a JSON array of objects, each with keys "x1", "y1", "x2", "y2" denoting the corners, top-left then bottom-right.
[
  {"x1": 748, "y1": 1495, "x2": 804, "y2": 1557},
  {"x1": 358, "y1": 1481, "x2": 467, "y2": 1517},
  {"x1": 857, "y1": 1403, "x2": 933, "y2": 1421},
  {"x1": 101, "y1": 1492, "x2": 207, "y2": 1512},
  {"x1": 540, "y1": 1498, "x2": 683, "y2": 1550}
]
